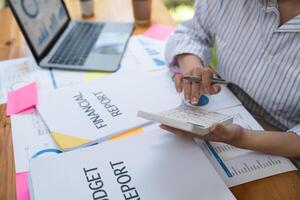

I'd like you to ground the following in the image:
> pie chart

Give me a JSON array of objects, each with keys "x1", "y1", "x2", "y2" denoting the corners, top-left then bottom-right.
[
  {"x1": 21, "y1": 0, "x2": 39, "y2": 18},
  {"x1": 31, "y1": 149, "x2": 63, "y2": 159}
]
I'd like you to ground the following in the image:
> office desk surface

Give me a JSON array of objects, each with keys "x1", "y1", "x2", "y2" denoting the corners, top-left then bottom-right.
[{"x1": 0, "y1": 0, "x2": 299, "y2": 199}]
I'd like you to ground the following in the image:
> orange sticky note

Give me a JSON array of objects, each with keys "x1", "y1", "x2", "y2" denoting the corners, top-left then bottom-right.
[
  {"x1": 6, "y1": 82, "x2": 37, "y2": 116},
  {"x1": 16, "y1": 172, "x2": 31, "y2": 200},
  {"x1": 109, "y1": 128, "x2": 144, "y2": 141},
  {"x1": 143, "y1": 24, "x2": 176, "y2": 40}
]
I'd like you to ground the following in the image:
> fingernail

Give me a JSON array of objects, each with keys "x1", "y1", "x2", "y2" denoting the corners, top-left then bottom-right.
[
  {"x1": 192, "y1": 97, "x2": 198, "y2": 105},
  {"x1": 205, "y1": 87, "x2": 210, "y2": 94},
  {"x1": 210, "y1": 124, "x2": 217, "y2": 132}
]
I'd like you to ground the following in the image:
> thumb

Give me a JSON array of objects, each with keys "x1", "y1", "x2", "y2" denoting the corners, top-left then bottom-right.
[{"x1": 210, "y1": 123, "x2": 229, "y2": 137}]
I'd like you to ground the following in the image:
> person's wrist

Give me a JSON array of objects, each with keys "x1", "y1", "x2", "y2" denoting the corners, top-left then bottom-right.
[{"x1": 228, "y1": 127, "x2": 249, "y2": 147}]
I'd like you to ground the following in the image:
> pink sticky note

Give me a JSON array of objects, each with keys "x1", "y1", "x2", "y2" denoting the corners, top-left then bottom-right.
[
  {"x1": 16, "y1": 172, "x2": 31, "y2": 200},
  {"x1": 143, "y1": 24, "x2": 176, "y2": 40},
  {"x1": 6, "y1": 82, "x2": 37, "y2": 116}
]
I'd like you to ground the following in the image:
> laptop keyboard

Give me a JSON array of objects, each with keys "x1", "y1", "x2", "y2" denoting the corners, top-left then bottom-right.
[{"x1": 49, "y1": 22, "x2": 104, "y2": 66}]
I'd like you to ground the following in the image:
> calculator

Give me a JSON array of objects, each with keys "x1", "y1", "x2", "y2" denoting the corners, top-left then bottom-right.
[{"x1": 138, "y1": 105, "x2": 233, "y2": 135}]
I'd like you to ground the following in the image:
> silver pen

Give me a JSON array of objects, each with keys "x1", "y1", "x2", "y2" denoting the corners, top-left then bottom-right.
[{"x1": 183, "y1": 75, "x2": 230, "y2": 85}]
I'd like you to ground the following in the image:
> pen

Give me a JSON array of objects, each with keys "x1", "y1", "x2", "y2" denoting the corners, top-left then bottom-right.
[{"x1": 183, "y1": 75, "x2": 230, "y2": 85}]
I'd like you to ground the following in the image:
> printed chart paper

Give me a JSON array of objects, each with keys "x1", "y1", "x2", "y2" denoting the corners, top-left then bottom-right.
[
  {"x1": 11, "y1": 112, "x2": 60, "y2": 173},
  {"x1": 197, "y1": 105, "x2": 297, "y2": 187},
  {"x1": 119, "y1": 36, "x2": 167, "y2": 72},
  {"x1": 37, "y1": 70, "x2": 181, "y2": 150}
]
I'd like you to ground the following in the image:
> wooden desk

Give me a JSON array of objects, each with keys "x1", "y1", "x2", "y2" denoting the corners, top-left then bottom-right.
[{"x1": 0, "y1": 0, "x2": 299, "y2": 199}]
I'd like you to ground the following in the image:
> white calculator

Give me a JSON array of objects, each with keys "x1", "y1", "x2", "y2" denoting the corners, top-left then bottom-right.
[{"x1": 138, "y1": 105, "x2": 233, "y2": 135}]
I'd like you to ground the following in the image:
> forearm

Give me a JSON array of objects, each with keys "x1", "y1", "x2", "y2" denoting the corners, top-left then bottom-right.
[{"x1": 233, "y1": 129, "x2": 300, "y2": 158}]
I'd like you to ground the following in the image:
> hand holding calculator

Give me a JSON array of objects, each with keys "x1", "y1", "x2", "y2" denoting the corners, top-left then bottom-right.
[{"x1": 138, "y1": 105, "x2": 233, "y2": 136}]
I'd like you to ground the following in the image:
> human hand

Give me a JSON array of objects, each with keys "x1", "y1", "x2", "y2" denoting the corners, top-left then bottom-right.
[
  {"x1": 176, "y1": 54, "x2": 221, "y2": 105},
  {"x1": 160, "y1": 123, "x2": 246, "y2": 146}
]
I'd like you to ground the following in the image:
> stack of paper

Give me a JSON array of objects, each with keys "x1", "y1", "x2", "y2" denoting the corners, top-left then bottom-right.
[
  {"x1": 37, "y1": 70, "x2": 181, "y2": 150},
  {"x1": 3, "y1": 25, "x2": 297, "y2": 200},
  {"x1": 29, "y1": 127, "x2": 236, "y2": 200}
]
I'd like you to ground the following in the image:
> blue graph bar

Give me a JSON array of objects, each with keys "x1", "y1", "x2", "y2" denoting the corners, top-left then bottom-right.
[{"x1": 205, "y1": 141, "x2": 233, "y2": 178}]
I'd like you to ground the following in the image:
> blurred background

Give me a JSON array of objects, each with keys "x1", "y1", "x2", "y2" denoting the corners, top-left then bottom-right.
[
  {"x1": 0, "y1": 0, "x2": 6, "y2": 8},
  {"x1": 0, "y1": 0, "x2": 194, "y2": 23},
  {"x1": 163, "y1": 0, "x2": 217, "y2": 68},
  {"x1": 163, "y1": 0, "x2": 194, "y2": 23},
  {"x1": 0, "y1": 0, "x2": 217, "y2": 68}
]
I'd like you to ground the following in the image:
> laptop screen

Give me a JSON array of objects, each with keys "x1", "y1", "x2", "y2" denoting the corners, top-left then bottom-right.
[{"x1": 9, "y1": 0, "x2": 69, "y2": 56}]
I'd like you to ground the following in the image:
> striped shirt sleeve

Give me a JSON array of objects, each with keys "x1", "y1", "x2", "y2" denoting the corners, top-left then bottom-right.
[
  {"x1": 165, "y1": 0, "x2": 221, "y2": 67},
  {"x1": 288, "y1": 124, "x2": 300, "y2": 137}
]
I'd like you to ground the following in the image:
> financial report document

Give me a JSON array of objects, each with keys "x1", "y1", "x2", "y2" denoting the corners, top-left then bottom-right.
[{"x1": 196, "y1": 105, "x2": 296, "y2": 187}]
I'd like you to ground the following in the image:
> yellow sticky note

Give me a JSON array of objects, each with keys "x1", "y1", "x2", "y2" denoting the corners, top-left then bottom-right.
[
  {"x1": 51, "y1": 132, "x2": 92, "y2": 150},
  {"x1": 84, "y1": 72, "x2": 111, "y2": 81}
]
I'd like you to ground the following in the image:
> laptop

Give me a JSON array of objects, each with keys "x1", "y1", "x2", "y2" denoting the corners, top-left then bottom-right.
[{"x1": 8, "y1": 0, "x2": 134, "y2": 72}]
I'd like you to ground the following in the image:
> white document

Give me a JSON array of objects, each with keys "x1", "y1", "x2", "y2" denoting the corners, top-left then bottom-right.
[
  {"x1": 119, "y1": 36, "x2": 167, "y2": 72},
  {"x1": 11, "y1": 112, "x2": 60, "y2": 173},
  {"x1": 151, "y1": 68, "x2": 179, "y2": 95},
  {"x1": 37, "y1": 70, "x2": 182, "y2": 150},
  {"x1": 197, "y1": 105, "x2": 297, "y2": 187},
  {"x1": 35, "y1": 65, "x2": 108, "y2": 90},
  {"x1": 118, "y1": 37, "x2": 145, "y2": 72},
  {"x1": 29, "y1": 128, "x2": 236, "y2": 200},
  {"x1": 0, "y1": 56, "x2": 108, "y2": 98},
  {"x1": 50, "y1": 68, "x2": 93, "y2": 88}
]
